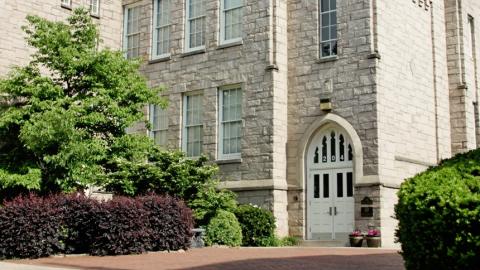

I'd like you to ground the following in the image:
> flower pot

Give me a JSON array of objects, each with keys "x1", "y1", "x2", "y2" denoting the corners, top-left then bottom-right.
[
  {"x1": 366, "y1": 236, "x2": 381, "y2": 248},
  {"x1": 349, "y1": 236, "x2": 364, "y2": 247}
]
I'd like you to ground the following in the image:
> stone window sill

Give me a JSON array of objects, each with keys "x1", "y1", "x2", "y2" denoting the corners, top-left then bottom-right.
[
  {"x1": 217, "y1": 40, "x2": 243, "y2": 50},
  {"x1": 316, "y1": 55, "x2": 338, "y2": 63},
  {"x1": 61, "y1": 4, "x2": 72, "y2": 10},
  {"x1": 181, "y1": 48, "x2": 206, "y2": 57},
  {"x1": 149, "y1": 55, "x2": 172, "y2": 64},
  {"x1": 215, "y1": 158, "x2": 242, "y2": 165}
]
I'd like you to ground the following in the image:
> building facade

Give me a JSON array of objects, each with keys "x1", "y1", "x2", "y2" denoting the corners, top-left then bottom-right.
[{"x1": 2, "y1": 0, "x2": 480, "y2": 247}]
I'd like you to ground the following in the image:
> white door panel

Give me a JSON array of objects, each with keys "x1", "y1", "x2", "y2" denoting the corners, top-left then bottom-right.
[{"x1": 306, "y1": 128, "x2": 355, "y2": 241}]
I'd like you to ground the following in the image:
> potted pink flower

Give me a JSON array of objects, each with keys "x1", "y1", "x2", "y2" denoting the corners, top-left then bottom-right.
[
  {"x1": 366, "y1": 229, "x2": 381, "y2": 247},
  {"x1": 348, "y1": 230, "x2": 364, "y2": 247}
]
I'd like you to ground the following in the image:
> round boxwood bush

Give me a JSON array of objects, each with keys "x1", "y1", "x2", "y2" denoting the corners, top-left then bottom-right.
[
  {"x1": 205, "y1": 210, "x2": 242, "y2": 247},
  {"x1": 235, "y1": 204, "x2": 276, "y2": 246},
  {"x1": 395, "y1": 149, "x2": 480, "y2": 270}
]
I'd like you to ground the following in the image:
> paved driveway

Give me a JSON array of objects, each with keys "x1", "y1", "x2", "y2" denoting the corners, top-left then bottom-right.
[{"x1": 6, "y1": 247, "x2": 404, "y2": 270}]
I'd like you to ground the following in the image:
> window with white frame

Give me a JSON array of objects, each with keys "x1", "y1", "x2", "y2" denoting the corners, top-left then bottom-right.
[
  {"x1": 90, "y1": 0, "x2": 100, "y2": 16},
  {"x1": 149, "y1": 104, "x2": 168, "y2": 146},
  {"x1": 320, "y1": 0, "x2": 337, "y2": 58},
  {"x1": 186, "y1": 0, "x2": 206, "y2": 51},
  {"x1": 123, "y1": 4, "x2": 141, "y2": 59},
  {"x1": 61, "y1": 0, "x2": 71, "y2": 7},
  {"x1": 152, "y1": 0, "x2": 171, "y2": 58},
  {"x1": 219, "y1": 86, "x2": 242, "y2": 159},
  {"x1": 183, "y1": 93, "x2": 203, "y2": 157},
  {"x1": 220, "y1": 0, "x2": 243, "y2": 44}
]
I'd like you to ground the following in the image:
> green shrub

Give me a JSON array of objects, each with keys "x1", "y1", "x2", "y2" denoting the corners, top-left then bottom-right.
[
  {"x1": 235, "y1": 204, "x2": 276, "y2": 246},
  {"x1": 205, "y1": 210, "x2": 242, "y2": 247},
  {"x1": 189, "y1": 182, "x2": 237, "y2": 227},
  {"x1": 395, "y1": 149, "x2": 480, "y2": 270}
]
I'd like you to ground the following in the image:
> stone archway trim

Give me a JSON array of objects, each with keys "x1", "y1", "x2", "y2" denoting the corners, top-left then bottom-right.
[{"x1": 296, "y1": 113, "x2": 365, "y2": 190}]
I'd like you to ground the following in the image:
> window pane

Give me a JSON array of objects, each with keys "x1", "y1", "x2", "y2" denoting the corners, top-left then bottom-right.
[
  {"x1": 314, "y1": 174, "x2": 320, "y2": 198},
  {"x1": 339, "y1": 134, "x2": 345, "y2": 161},
  {"x1": 321, "y1": 42, "x2": 331, "y2": 57},
  {"x1": 331, "y1": 25, "x2": 337, "y2": 40},
  {"x1": 322, "y1": 27, "x2": 330, "y2": 42},
  {"x1": 321, "y1": 0, "x2": 329, "y2": 12},
  {"x1": 331, "y1": 40, "x2": 338, "y2": 55},
  {"x1": 323, "y1": 174, "x2": 329, "y2": 198},
  {"x1": 225, "y1": 0, "x2": 242, "y2": 9},
  {"x1": 330, "y1": 0, "x2": 336, "y2": 10},
  {"x1": 330, "y1": 11, "x2": 337, "y2": 25},
  {"x1": 337, "y1": 173, "x2": 343, "y2": 198},
  {"x1": 347, "y1": 172, "x2": 353, "y2": 197},
  {"x1": 321, "y1": 13, "x2": 330, "y2": 28},
  {"x1": 330, "y1": 132, "x2": 336, "y2": 162}
]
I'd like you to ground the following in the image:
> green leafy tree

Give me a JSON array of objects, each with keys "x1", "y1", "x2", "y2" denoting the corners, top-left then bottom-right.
[{"x1": 0, "y1": 9, "x2": 165, "y2": 197}]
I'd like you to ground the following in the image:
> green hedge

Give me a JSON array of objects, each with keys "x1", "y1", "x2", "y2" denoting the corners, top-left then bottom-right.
[{"x1": 395, "y1": 149, "x2": 480, "y2": 270}]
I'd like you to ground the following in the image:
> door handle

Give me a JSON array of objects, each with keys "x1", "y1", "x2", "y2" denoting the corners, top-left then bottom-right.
[
  {"x1": 329, "y1": 207, "x2": 332, "y2": 216},
  {"x1": 334, "y1": 207, "x2": 338, "y2": 216}
]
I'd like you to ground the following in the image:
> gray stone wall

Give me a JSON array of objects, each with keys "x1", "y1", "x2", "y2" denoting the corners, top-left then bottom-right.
[
  {"x1": 122, "y1": 0, "x2": 289, "y2": 235},
  {"x1": 286, "y1": 0, "x2": 378, "y2": 238},
  {"x1": 0, "y1": 0, "x2": 122, "y2": 76}
]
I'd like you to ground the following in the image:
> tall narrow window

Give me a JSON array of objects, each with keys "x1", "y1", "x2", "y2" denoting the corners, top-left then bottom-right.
[
  {"x1": 319, "y1": 0, "x2": 337, "y2": 58},
  {"x1": 90, "y1": 0, "x2": 100, "y2": 16},
  {"x1": 152, "y1": 0, "x2": 171, "y2": 58},
  {"x1": 61, "y1": 0, "x2": 71, "y2": 7},
  {"x1": 220, "y1": 0, "x2": 243, "y2": 44},
  {"x1": 186, "y1": 0, "x2": 206, "y2": 51},
  {"x1": 123, "y1": 4, "x2": 141, "y2": 59},
  {"x1": 219, "y1": 86, "x2": 242, "y2": 159},
  {"x1": 183, "y1": 93, "x2": 203, "y2": 157},
  {"x1": 150, "y1": 104, "x2": 168, "y2": 147},
  {"x1": 314, "y1": 174, "x2": 320, "y2": 198}
]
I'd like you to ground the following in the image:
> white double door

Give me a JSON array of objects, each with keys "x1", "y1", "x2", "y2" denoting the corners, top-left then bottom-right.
[{"x1": 307, "y1": 168, "x2": 354, "y2": 240}]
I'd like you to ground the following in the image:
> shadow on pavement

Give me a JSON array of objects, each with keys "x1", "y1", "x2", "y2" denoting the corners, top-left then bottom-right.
[{"x1": 31, "y1": 253, "x2": 404, "y2": 270}]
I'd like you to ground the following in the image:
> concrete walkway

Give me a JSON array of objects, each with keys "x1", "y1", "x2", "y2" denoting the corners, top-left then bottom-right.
[
  {"x1": 6, "y1": 247, "x2": 404, "y2": 270},
  {"x1": 0, "y1": 262, "x2": 79, "y2": 270}
]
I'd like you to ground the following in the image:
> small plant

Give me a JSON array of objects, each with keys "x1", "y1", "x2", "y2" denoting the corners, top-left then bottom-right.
[
  {"x1": 367, "y1": 229, "x2": 380, "y2": 237},
  {"x1": 349, "y1": 230, "x2": 363, "y2": 237},
  {"x1": 280, "y1": 236, "x2": 299, "y2": 246},
  {"x1": 205, "y1": 210, "x2": 242, "y2": 247},
  {"x1": 349, "y1": 229, "x2": 364, "y2": 247}
]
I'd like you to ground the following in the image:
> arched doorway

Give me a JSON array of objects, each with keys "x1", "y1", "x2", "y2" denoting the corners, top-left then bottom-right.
[{"x1": 306, "y1": 124, "x2": 355, "y2": 240}]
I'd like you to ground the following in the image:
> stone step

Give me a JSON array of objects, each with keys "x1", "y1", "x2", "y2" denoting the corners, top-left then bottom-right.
[{"x1": 298, "y1": 240, "x2": 348, "y2": 247}]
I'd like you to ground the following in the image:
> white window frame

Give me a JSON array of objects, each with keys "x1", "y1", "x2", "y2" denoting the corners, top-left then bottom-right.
[
  {"x1": 149, "y1": 104, "x2": 169, "y2": 147},
  {"x1": 218, "y1": 85, "x2": 242, "y2": 160},
  {"x1": 219, "y1": 0, "x2": 243, "y2": 45},
  {"x1": 185, "y1": 0, "x2": 206, "y2": 52},
  {"x1": 90, "y1": 0, "x2": 100, "y2": 17},
  {"x1": 152, "y1": 0, "x2": 171, "y2": 59},
  {"x1": 182, "y1": 93, "x2": 204, "y2": 157},
  {"x1": 123, "y1": 3, "x2": 142, "y2": 59},
  {"x1": 319, "y1": 0, "x2": 337, "y2": 58},
  {"x1": 61, "y1": 0, "x2": 72, "y2": 8}
]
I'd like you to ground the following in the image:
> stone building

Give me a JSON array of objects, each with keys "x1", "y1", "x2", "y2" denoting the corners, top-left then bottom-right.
[{"x1": 2, "y1": 0, "x2": 480, "y2": 248}]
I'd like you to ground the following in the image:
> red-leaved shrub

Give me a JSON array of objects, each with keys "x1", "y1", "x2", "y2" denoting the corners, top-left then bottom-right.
[
  {"x1": 0, "y1": 194, "x2": 64, "y2": 259},
  {"x1": 0, "y1": 193, "x2": 193, "y2": 259},
  {"x1": 139, "y1": 195, "x2": 193, "y2": 251}
]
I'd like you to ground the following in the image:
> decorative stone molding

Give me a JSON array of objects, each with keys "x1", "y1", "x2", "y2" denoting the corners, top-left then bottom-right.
[{"x1": 412, "y1": 0, "x2": 432, "y2": 11}]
